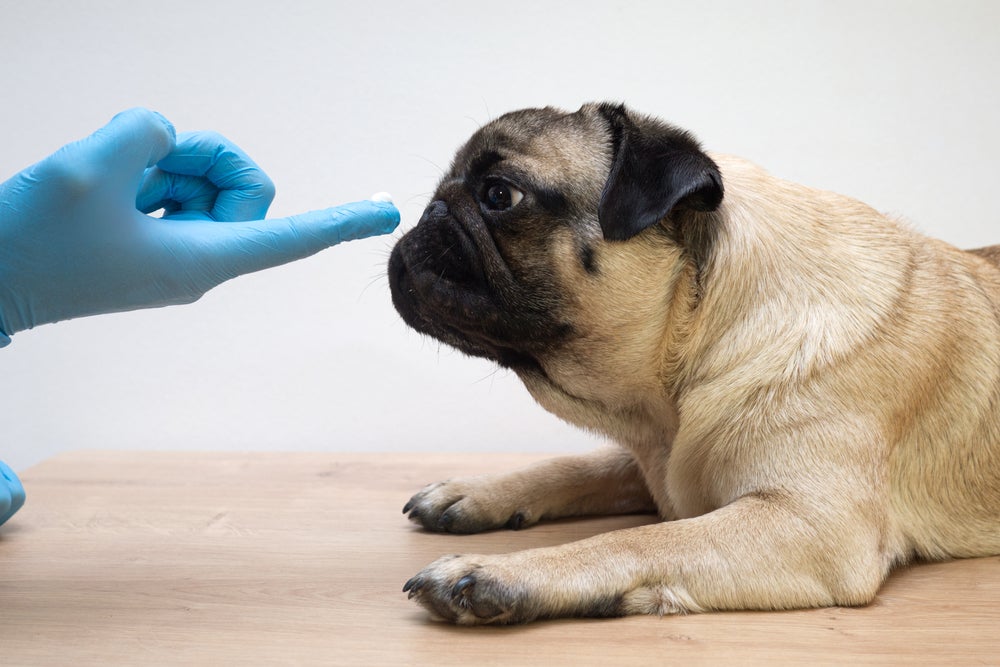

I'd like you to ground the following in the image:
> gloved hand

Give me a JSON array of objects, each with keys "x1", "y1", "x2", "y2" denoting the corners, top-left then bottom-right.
[
  {"x1": 0, "y1": 461, "x2": 25, "y2": 527},
  {"x1": 0, "y1": 108, "x2": 400, "y2": 345}
]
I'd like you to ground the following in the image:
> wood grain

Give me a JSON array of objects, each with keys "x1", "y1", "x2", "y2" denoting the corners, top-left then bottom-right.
[{"x1": 0, "y1": 451, "x2": 997, "y2": 665}]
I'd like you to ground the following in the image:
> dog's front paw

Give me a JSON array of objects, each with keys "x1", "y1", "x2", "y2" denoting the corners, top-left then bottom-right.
[
  {"x1": 402, "y1": 478, "x2": 534, "y2": 534},
  {"x1": 403, "y1": 555, "x2": 531, "y2": 625}
]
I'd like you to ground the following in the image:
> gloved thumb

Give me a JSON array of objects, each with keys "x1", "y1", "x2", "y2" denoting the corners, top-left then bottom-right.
[
  {"x1": 190, "y1": 199, "x2": 401, "y2": 283},
  {"x1": 31, "y1": 108, "x2": 177, "y2": 192}
]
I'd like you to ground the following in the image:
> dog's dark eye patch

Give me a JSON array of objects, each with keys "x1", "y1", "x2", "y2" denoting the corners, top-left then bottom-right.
[
  {"x1": 465, "y1": 149, "x2": 568, "y2": 217},
  {"x1": 580, "y1": 245, "x2": 598, "y2": 275},
  {"x1": 467, "y1": 151, "x2": 504, "y2": 185},
  {"x1": 533, "y1": 186, "x2": 568, "y2": 216}
]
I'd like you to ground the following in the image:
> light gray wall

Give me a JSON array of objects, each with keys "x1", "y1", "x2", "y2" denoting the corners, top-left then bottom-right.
[{"x1": 2, "y1": 1, "x2": 998, "y2": 470}]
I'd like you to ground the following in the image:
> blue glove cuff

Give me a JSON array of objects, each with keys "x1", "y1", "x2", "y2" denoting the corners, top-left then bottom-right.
[
  {"x1": 0, "y1": 310, "x2": 10, "y2": 347},
  {"x1": 0, "y1": 461, "x2": 25, "y2": 526}
]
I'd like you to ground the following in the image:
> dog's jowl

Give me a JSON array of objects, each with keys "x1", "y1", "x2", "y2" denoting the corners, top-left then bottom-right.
[{"x1": 388, "y1": 103, "x2": 1000, "y2": 625}]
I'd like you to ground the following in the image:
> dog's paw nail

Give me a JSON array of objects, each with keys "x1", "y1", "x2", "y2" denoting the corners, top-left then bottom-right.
[
  {"x1": 451, "y1": 574, "x2": 476, "y2": 600},
  {"x1": 403, "y1": 576, "x2": 423, "y2": 596},
  {"x1": 437, "y1": 508, "x2": 456, "y2": 532},
  {"x1": 403, "y1": 495, "x2": 420, "y2": 514},
  {"x1": 507, "y1": 512, "x2": 527, "y2": 530},
  {"x1": 450, "y1": 573, "x2": 507, "y2": 619}
]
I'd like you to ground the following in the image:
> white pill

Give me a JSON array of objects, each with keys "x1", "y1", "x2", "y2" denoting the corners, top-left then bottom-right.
[{"x1": 369, "y1": 192, "x2": 393, "y2": 203}]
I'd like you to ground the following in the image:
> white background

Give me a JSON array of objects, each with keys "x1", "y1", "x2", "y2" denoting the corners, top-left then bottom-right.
[{"x1": 1, "y1": 1, "x2": 998, "y2": 471}]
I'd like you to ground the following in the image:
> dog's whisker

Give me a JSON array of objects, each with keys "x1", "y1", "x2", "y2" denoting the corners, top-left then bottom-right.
[{"x1": 411, "y1": 154, "x2": 446, "y2": 179}]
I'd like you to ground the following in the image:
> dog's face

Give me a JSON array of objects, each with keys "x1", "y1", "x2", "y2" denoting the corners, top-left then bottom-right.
[{"x1": 388, "y1": 103, "x2": 724, "y2": 405}]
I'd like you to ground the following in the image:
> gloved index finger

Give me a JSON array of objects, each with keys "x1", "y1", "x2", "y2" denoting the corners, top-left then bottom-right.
[
  {"x1": 185, "y1": 199, "x2": 401, "y2": 283},
  {"x1": 154, "y1": 131, "x2": 275, "y2": 222}
]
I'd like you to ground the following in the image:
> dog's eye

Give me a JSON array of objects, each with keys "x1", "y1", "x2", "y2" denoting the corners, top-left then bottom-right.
[{"x1": 483, "y1": 180, "x2": 524, "y2": 211}]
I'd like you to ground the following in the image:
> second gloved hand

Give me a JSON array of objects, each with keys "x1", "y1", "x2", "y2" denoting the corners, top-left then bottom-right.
[
  {"x1": 0, "y1": 108, "x2": 400, "y2": 346},
  {"x1": 0, "y1": 461, "x2": 25, "y2": 527}
]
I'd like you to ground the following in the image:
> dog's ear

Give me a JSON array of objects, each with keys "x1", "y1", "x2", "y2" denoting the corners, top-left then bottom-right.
[{"x1": 596, "y1": 103, "x2": 724, "y2": 242}]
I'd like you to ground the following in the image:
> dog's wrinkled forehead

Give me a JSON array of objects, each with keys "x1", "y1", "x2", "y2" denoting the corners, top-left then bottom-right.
[{"x1": 449, "y1": 106, "x2": 611, "y2": 203}]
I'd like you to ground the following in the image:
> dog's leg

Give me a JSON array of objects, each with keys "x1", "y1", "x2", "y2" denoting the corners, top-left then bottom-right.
[
  {"x1": 403, "y1": 446, "x2": 656, "y2": 533},
  {"x1": 404, "y1": 493, "x2": 890, "y2": 624}
]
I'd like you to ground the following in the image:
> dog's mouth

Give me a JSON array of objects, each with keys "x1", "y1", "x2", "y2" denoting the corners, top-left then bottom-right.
[{"x1": 388, "y1": 201, "x2": 570, "y2": 371}]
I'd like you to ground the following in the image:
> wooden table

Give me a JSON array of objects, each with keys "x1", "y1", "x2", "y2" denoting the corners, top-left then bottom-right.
[{"x1": 1, "y1": 451, "x2": 997, "y2": 665}]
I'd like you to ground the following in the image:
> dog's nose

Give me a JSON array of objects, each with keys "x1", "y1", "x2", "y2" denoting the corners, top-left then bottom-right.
[{"x1": 420, "y1": 200, "x2": 449, "y2": 223}]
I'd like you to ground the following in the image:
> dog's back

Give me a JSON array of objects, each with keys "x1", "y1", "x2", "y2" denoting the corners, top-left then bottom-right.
[
  {"x1": 968, "y1": 244, "x2": 1000, "y2": 268},
  {"x1": 705, "y1": 156, "x2": 1000, "y2": 563}
]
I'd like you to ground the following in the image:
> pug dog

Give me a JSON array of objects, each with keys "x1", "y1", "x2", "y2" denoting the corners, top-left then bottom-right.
[{"x1": 387, "y1": 103, "x2": 1000, "y2": 625}]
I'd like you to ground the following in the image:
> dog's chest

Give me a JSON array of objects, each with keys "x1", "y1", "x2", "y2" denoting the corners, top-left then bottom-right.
[
  {"x1": 611, "y1": 427, "x2": 726, "y2": 521},
  {"x1": 657, "y1": 436, "x2": 738, "y2": 520}
]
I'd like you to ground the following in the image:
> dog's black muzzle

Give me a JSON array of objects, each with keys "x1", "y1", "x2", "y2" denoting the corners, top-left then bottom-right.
[
  {"x1": 389, "y1": 200, "x2": 506, "y2": 360},
  {"x1": 388, "y1": 200, "x2": 569, "y2": 371}
]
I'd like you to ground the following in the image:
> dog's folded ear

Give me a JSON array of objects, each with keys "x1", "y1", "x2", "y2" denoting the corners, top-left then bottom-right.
[{"x1": 596, "y1": 103, "x2": 724, "y2": 242}]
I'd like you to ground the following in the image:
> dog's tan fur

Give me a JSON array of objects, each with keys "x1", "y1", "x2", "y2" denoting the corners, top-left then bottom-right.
[{"x1": 394, "y1": 105, "x2": 1000, "y2": 624}]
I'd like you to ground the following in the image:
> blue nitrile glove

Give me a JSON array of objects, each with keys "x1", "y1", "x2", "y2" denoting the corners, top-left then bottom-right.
[
  {"x1": 0, "y1": 461, "x2": 25, "y2": 527},
  {"x1": 0, "y1": 108, "x2": 400, "y2": 346}
]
